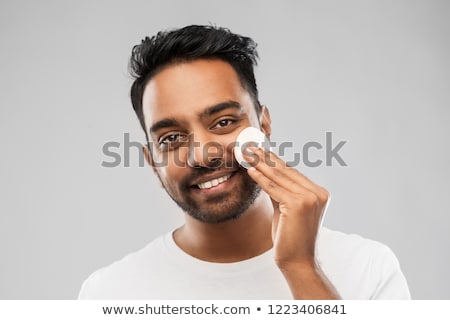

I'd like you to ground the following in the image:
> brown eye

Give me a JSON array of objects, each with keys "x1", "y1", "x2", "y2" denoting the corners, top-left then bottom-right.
[
  {"x1": 161, "y1": 134, "x2": 179, "y2": 143},
  {"x1": 159, "y1": 133, "x2": 188, "y2": 150},
  {"x1": 214, "y1": 119, "x2": 235, "y2": 128}
]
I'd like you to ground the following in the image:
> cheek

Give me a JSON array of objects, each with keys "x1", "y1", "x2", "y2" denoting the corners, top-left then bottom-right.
[
  {"x1": 156, "y1": 154, "x2": 188, "y2": 184},
  {"x1": 152, "y1": 146, "x2": 189, "y2": 169},
  {"x1": 157, "y1": 165, "x2": 177, "y2": 182},
  {"x1": 154, "y1": 166, "x2": 179, "y2": 195}
]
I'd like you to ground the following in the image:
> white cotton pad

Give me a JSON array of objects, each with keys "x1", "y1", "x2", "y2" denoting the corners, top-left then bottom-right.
[{"x1": 234, "y1": 127, "x2": 270, "y2": 169}]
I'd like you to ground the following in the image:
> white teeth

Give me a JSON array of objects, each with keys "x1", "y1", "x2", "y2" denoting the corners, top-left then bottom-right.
[
  {"x1": 204, "y1": 181, "x2": 212, "y2": 188},
  {"x1": 197, "y1": 174, "x2": 231, "y2": 189}
]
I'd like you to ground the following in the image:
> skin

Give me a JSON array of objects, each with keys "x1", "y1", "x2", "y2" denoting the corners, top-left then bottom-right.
[{"x1": 141, "y1": 59, "x2": 340, "y2": 299}]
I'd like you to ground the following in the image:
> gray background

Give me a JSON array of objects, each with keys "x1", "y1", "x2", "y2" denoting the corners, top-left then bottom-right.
[{"x1": 1, "y1": 0, "x2": 449, "y2": 299}]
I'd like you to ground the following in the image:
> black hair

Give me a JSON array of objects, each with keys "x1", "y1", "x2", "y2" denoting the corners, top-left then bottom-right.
[{"x1": 129, "y1": 25, "x2": 260, "y2": 137}]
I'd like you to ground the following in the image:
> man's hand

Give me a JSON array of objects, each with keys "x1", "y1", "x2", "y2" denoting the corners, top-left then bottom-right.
[{"x1": 245, "y1": 146, "x2": 340, "y2": 299}]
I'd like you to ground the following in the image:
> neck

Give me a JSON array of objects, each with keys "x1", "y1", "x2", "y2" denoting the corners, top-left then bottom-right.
[{"x1": 173, "y1": 192, "x2": 273, "y2": 263}]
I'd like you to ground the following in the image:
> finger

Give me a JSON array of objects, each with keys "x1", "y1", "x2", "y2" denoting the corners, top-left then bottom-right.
[
  {"x1": 244, "y1": 147, "x2": 300, "y2": 190},
  {"x1": 248, "y1": 166, "x2": 328, "y2": 235},
  {"x1": 246, "y1": 147, "x2": 328, "y2": 200},
  {"x1": 247, "y1": 166, "x2": 312, "y2": 204}
]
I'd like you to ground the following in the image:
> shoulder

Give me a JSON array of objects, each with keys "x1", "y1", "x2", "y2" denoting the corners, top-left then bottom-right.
[
  {"x1": 317, "y1": 227, "x2": 410, "y2": 299},
  {"x1": 78, "y1": 234, "x2": 168, "y2": 299}
]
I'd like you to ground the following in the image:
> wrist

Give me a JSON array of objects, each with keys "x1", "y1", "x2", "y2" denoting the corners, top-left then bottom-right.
[
  {"x1": 276, "y1": 258, "x2": 318, "y2": 273},
  {"x1": 277, "y1": 260, "x2": 341, "y2": 300}
]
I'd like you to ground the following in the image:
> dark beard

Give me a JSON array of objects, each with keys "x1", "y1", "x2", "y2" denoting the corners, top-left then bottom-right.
[{"x1": 160, "y1": 166, "x2": 261, "y2": 224}]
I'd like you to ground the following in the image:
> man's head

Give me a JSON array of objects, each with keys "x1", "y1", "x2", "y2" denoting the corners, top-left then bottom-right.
[
  {"x1": 129, "y1": 25, "x2": 271, "y2": 224},
  {"x1": 130, "y1": 25, "x2": 261, "y2": 139}
]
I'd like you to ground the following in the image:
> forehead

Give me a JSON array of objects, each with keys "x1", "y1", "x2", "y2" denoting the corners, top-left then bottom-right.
[{"x1": 142, "y1": 59, "x2": 255, "y2": 133}]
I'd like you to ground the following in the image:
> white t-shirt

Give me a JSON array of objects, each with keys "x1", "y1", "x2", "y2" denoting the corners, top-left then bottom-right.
[{"x1": 78, "y1": 227, "x2": 410, "y2": 299}]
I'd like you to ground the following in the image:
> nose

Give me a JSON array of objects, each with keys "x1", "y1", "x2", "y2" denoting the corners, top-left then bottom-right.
[{"x1": 187, "y1": 133, "x2": 224, "y2": 168}]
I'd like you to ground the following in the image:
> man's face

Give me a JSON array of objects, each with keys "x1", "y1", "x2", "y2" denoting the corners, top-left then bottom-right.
[{"x1": 142, "y1": 59, "x2": 269, "y2": 223}]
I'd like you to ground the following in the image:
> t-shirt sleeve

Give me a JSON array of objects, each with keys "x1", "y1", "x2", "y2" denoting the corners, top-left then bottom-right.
[{"x1": 369, "y1": 244, "x2": 411, "y2": 299}]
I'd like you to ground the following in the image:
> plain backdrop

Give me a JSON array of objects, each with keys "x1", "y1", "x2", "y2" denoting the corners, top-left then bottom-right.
[{"x1": 1, "y1": 0, "x2": 449, "y2": 299}]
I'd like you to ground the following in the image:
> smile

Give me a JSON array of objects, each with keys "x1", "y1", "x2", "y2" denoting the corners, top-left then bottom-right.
[{"x1": 197, "y1": 174, "x2": 232, "y2": 189}]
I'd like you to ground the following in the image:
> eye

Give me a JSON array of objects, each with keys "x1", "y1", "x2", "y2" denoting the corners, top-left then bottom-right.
[
  {"x1": 160, "y1": 134, "x2": 179, "y2": 144},
  {"x1": 159, "y1": 133, "x2": 188, "y2": 150},
  {"x1": 213, "y1": 119, "x2": 235, "y2": 129}
]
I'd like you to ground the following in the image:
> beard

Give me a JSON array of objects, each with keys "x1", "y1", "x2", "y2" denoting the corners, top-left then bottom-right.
[{"x1": 157, "y1": 165, "x2": 261, "y2": 224}]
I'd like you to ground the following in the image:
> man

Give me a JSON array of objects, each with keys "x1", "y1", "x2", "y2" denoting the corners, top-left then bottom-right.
[{"x1": 79, "y1": 25, "x2": 410, "y2": 299}]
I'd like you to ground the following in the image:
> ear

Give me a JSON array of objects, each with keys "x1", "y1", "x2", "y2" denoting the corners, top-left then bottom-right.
[{"x1": 259, "y1": 105, "x2": 272, "y2": 138}]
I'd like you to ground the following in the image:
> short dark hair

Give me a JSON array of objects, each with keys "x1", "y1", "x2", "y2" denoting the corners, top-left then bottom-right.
[{"x1": 129, "y1": 25, "x2": 260, "y2": 138}]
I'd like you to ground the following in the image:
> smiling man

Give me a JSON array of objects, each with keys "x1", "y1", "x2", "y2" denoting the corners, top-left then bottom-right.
[{"x1": 79, "y1": 25, "x2": 410, "y2": 299}]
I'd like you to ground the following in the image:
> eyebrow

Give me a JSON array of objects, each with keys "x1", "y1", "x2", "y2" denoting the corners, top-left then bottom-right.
[
  {"x1": 149, "y1": 101, "x2": 242, "y2": 135},
  {"x1": 149, "y1": 118, "x2": 181, "y2": 134},
  {"x1": 199, "y1": 100, "x2": 242, "y2": 118}
]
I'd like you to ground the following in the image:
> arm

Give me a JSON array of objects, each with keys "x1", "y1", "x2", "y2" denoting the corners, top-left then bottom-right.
[{"x1": 246, "y1": 147, "x2": 340, "y2": 299}]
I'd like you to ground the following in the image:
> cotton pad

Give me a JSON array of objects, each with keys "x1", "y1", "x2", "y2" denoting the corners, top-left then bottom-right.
[{"x1": 234, "y1": 127, "x2": 270, "y2": 169}]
